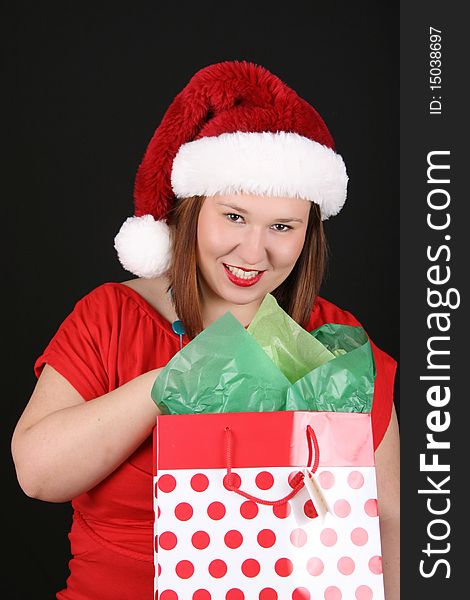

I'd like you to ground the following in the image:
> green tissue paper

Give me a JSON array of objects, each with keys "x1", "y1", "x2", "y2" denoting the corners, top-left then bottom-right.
[
  {"x1": 247, "y1": 293, "x2": 334, "y2": 383},
  {"x1": 151, "y1": 294, "x2": 375, "y2": 415}
]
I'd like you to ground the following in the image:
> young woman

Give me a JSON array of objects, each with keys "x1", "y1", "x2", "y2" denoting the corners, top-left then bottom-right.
[{"x1": 12, "y1": 61, "x2": 399, "y2": 599}]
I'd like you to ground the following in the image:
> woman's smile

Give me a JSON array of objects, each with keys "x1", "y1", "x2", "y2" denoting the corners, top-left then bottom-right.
[{"x1": 223, "y1": 263, "x2": 265, "y2": 286}]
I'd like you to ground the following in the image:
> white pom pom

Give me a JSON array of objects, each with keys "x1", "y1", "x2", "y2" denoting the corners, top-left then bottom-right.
[{"x1": 114, "y1": 215, "x2": 171, "y2": 278}]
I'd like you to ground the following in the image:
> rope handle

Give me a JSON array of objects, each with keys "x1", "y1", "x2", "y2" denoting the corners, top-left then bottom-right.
[{"x1": 223, "y1": 424, "x2": 319, "y2": 506}]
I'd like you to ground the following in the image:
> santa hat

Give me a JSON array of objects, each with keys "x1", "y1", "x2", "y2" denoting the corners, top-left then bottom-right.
[{"x1": 114, "y1": 60, "x2": 348, "y2": 278}]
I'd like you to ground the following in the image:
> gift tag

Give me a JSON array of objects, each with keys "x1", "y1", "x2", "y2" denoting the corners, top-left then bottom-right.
[{"x1": 303, "y1": 468, "x2": 330, "y2": 519}]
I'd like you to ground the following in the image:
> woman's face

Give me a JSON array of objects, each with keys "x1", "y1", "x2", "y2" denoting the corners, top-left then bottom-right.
[{"x1": 196, "y1": 193, "x2": 311, "y2": 310}]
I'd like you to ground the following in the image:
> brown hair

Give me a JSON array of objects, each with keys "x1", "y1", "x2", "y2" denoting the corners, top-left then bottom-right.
[{"x1": 166, "y1": 196, "x2": 328, "y2": 338}]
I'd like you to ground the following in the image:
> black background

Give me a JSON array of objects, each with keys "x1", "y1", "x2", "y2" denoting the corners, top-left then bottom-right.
[{"x1": 3, "y1": 2, "x2": 398, "y2": 598}]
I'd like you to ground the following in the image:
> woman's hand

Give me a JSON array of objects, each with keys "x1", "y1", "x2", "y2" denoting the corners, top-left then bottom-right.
[{"x1": 11, "y1": 366, "x2": 164, "y2": 503}]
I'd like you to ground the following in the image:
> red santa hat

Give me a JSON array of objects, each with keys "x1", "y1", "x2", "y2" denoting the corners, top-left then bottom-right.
[{"x1": 114, "y1": 60, "x2": 348, "y2": 278}]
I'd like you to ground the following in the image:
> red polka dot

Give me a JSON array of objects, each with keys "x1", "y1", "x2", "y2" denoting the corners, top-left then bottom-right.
[
  {"x1": 257, "y1": 529, "x2": 276, "y2": 548},
  {"x1": 290, "y1": 528, "x2": 307, "y2": 547},
  {"x1": 191, "y1": 530, "x2": 210, "y2": 549},
  {"x1": 154, "y1": 535, "x2": 158, "y2": 553},
  {"x1": 320, "y1": 528, "x2": 337, "y2": 546},
  {"x1": 288, "y1": 471, "x2": 302, "y2": 488},
  {"x1": 304, "y1": 499, "x2": 318, "y2": 519},
  {"x1": 292, "y1": 588, "x2": 311, "y2": 600},
  {"x1": 193, "y1": 591, "x2": 211, "y2": 600},
  {"x1": 158, "y1": 563, "x2": 161, "y2": 576},
  {"x1": 159, "y1": 531, "x2": 177, "y2": 550},
  {"x1": 224, "y1": 529, "x2": 243, "y2": 549},
  {"x1": 158, "y1": 474, "x2": 176, "y2": 493},
  {"x1": 337, "y1": 556, "x2": 355, "y2": 575},
  {"x1": 306, "y1": 557, "x2": 324, "y2": 576},
  {"x1": 256, "y1": 471, "x2": 274, "y2": 490},
  {"x1": 364, "y1": 498, "x2": 378, "y2": 517},
  {"x1": 274, "y1": 557, "x2": 293, "y2": 577},
  {"x1": 348, "y1": 471, "x2": 365, "y2": 489},
  {"x1": 175, "y1": 560, "x2": 194, "y2": 579},
  {"x1": 273, "y1": 502, "x2": 291, "y2": 519},
  {"x1": 259, "y1": 589, "x2": 278, "y2": 600},
  {"x1": 157, "y1": 505, "x2": 161, "y2": 518},
  {"x1": 240, "y1": 500, "x2": 259, "y2": 519},
  {"x1": 242, "y1": 558, "x2": 261, "y2": 577},
  {"x1": 226, "y1": 590, "x2": 244, "y2": 600},
  {"x1": 160, "y1": 591, "x2": 178, "y2": 600},
  {"x1": 209, "y1": 559, "x2": 227, "y2": 578},
  {"x1": 318, "y1": 471, "x2": 335, "y2": 489},
  {"x1": 355, "y1": 586, "x2": 373, "y2": 600},
  {"x1": 324, "y1": 587, "x2": 342, "y2": 600},
  {"x1": 207, "y1": 501, "x2": 226, "y2": 520},
  {"x1": 191, "y1": 473, "x2": 209, "y2": 492},
  {"x1": 175, "y1": 502, "x2": 193, "y2": 521},
  {"x1": 223, "y1": 472, "x2": 241, "y2": 490},
  {"x1": 351, "y1": 527, "x2": 369, "y2": 546},
  {"x1": 369, "y1": 555, "x2": 383, "y2": 574},
  {"x1": 334, "y1": 499, "x2": 351, "y2": 518}
]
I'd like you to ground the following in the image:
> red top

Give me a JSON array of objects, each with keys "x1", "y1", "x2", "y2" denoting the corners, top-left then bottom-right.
[{"x1": 34, "y1": 282, "x2": 397, "y2": 600}]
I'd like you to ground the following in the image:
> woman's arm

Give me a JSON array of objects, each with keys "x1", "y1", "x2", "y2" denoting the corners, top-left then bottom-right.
[
  {"x1": 375, "y1": 404, "x2": 401, "y2": 600},
  {"x1": 11, "y1": 364, "x2": 162, "y2": 503}
]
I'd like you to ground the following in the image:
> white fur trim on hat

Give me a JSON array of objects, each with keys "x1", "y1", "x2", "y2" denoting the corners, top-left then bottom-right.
[
  {"x1": 171, "y1": 131, "x2": 348, "y2": 220},
  {"x1": 114, "y1": 215, "x2": 171, "y2": 278}
]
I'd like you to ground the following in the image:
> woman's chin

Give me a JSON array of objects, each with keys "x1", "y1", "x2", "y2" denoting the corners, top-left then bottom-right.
[
  {"x1": 212, "y1": 279, "x2": 266, "y2": 307},
  {"x1": 201, "y1": 267, "x2": 284, "y2": 309}
]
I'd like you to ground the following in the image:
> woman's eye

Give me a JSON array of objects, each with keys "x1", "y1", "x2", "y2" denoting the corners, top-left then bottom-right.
[
  {"x1": 225, "y1": 213, "x2": 244, "y2": 223},
  {"x1": 271, "y1": 223, "x2": 291, "y2": 232}
]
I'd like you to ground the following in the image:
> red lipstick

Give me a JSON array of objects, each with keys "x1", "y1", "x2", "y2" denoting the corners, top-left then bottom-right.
[{"x1": 223, "y1": 264, "x2": 265, "y2": 287}]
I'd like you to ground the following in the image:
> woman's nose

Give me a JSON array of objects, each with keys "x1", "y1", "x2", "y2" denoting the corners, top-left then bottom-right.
[{"x1": 237, "y1": 227, "x2": 269, "y2": 266}]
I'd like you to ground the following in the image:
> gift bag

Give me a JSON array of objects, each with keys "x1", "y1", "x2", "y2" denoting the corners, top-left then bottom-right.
[{"x1": 153, "y1": 410, "x2": 384, "y2": 599}]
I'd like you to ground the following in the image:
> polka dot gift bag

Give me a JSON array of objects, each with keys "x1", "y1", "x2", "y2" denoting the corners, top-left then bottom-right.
[
  {"x1": 153, "y1": 410, "x2": 384, "y2": 600},
  {"x1": 151, "y1": 294, "x2": 384, "y2": 599}
]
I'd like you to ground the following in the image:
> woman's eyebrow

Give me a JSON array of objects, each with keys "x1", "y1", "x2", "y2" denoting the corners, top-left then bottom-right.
[
  {"x1": 216, "y1": 202, "x2": 249, "y2": 214},
  {"x1": 215, "y1": 202, "x2": 304, "y2": 223},
  {"x1": 272, "y1": 216, "x2": 304, "y2": 223}
]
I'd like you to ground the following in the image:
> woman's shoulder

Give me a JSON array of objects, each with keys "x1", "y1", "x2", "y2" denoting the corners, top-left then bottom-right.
[
  {"x1": 310, "y1": 295, "x2": 398, "y2": 371},
  {"x1": 118, "y1": 277, "x2": 178, "y2": 321},
  {"x1": 73, "y1": 277, "x2": 178, "y2": 327},
  {"x1": 307, "y1": 295, "x2": 362, "y2": 330}
]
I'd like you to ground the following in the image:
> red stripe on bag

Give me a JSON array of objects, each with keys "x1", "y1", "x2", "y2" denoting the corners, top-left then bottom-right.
[{"x1": 154, "y1": 411, "x2": 374, "y2": 472}]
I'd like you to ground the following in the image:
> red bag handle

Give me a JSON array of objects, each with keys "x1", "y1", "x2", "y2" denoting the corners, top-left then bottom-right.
[{"x1": 223, "y1": 424, "x2": 319, "y2": 506}]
